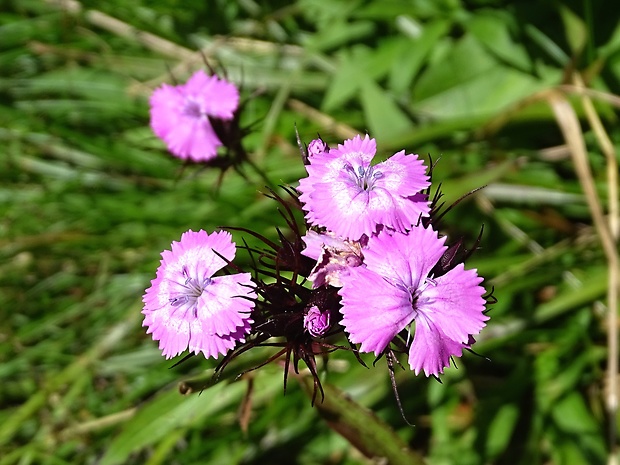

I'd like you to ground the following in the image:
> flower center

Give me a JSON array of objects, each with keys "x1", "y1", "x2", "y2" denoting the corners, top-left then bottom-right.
[
  {"x1": 169, "y1": 266, "x2": 213, "y2": 316},
  {"x1": 182, "y1": 97, "x2": 206, "y2": 119},
  {"x1": 344, "y1": 162, "x2": 383, "y2": 191},
  {"x1": 409, "y1": 277, "x2": 437, "y2": 306}
]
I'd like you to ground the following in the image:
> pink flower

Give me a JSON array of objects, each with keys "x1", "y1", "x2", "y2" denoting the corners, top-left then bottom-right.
[
  {"x1": 149, "y1": 70, "x2": 239, "y2": 162},
  {"x1": 338, "y1": 226, "x2": 488, "y2": 376},
  {"x1": 298, "y1": 135, "x2": 430, "y2": 241},
  {"x1": 142, "y1": 230, "x2": 255, "y2": 359}
]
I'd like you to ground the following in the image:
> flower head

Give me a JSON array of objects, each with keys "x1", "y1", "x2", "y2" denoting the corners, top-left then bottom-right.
[
  {"x1": 338, "y1": 226, "x2": 488, "y2": 376},
  {"x1": 149, "y1": 70, "x2": 239, "y2": 162},
  {"x1": 142, "y1": 229, "x2": 255, "y2": 359},
  {"x1": 298, "y1": 135, "x2": 431, "y2": 241}
]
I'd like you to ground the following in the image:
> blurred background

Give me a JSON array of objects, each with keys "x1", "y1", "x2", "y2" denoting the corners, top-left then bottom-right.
[{"x1": 1, "y1": 0, "x2": 619, "y2": 463}]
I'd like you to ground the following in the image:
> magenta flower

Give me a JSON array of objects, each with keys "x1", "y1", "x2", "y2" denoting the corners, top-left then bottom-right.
[
  {"x1": 298, "y1": 135, "x2": 431, "y2": 241},
  {"x1": 149, "y1": 70, "x2": 239, "y2": 162},
  {"x1": 338, "y1": 226, "x2": 488, "y2": 376},
  {"x1": 142, "y1": 229, "x2": 255, "y2": 360}
]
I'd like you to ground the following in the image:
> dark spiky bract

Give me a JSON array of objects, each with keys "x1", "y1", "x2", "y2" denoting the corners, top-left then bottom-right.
[{"x1": 216, "y1": 187, "x2": 347, "y2": 404}]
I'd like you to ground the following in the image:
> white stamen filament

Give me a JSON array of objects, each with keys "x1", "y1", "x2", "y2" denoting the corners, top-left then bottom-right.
[
  {"x1": 169, "y1": 266, "x2": 213, "y2": 316},
  {"x1": 344, "y1": 162, "x2": 383, "y2": 191}
]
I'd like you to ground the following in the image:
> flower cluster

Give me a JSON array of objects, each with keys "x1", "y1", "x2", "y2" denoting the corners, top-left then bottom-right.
[
  {"x1": 297, "y1": 135, "x2": 488, "y2": 376},
  {"x1": 142, "y1": 70, "x2": 493, "y2": 401}
]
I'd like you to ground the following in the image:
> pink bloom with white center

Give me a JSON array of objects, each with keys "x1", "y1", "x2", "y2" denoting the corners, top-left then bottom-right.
[
  {"x1": 298, "y1": 135, "x2": 431, "y2": 241},
  {"x1": 142, "y1": 229, "x2": 255, "y2": 359},
  {"x1": 149, "y1": 70, "x2": 239, "y2": 162}
]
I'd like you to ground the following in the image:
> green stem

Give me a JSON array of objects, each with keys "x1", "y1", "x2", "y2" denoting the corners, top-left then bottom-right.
[{"x1": 298, "y1": 375, "x2": 426, "y2": 465}]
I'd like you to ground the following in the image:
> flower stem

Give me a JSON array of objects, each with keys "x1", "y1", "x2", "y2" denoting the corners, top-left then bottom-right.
[{"x1": 297, "y1": 374, "x2": 426, "y2": 465}]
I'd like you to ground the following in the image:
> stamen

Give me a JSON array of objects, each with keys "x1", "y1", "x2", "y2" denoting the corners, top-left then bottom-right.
[
  {"x1": 182, "y1": 97, "x2": 205, "y2": 118},
  {"x1": 343, "y1": 162, "x2": 383, "y2": 191},
  {"x1": 410, "y1": 277, "x2": 437, "y2": 302},
  {"x1": 168, "y1": 273, "x2": 213, "y2": 313},
  {"x1": 169, "y1": 296, "x2": 188, "y2": 307}
]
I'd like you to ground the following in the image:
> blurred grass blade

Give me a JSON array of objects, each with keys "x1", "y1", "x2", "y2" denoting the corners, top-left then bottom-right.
[
  {"x1": 0, "y1": 306, "x2": 140, "y2": 447},
  {"x1": 100, "y1": 381, "x2": 246, "y2": 465}
]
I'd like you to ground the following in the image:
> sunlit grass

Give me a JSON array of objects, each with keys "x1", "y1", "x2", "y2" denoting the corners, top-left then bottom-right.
[{"x1": 1, "y1": 1, "x2": 619, "y2": 464}]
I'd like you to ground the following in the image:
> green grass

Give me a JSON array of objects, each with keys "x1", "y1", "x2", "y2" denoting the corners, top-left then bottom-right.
[{"x1": 1, "y1": 0, "x2": 619, "y2": 464}]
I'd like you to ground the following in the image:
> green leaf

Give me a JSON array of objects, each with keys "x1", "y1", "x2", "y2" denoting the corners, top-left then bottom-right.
[
  {"x1": 303, "y1": 20, "x2": 375, "y2": 52},
  {"x1": 359, "y1": 79, "x2": 413, "y2": 141},
  {"x1": 549, "y1": 392, "x2": 606, "y2": 464},
  {"x1": 388, "y1": 19, "x2": 451, "y2": 95},
  {"x1": 468, "y1": 12, "x2": 531, "y2": 72},
  {"x1": 298, "y1": 378, "x2": 426, "y2": 465},
  {"x1": 438, "y1": 159, "x2": 517, "y2": 206},
  {"x1": 524, "y1": 24, "x2": 570, "y2": 66},
  {"x1": 485, "y1": 403, "x2": 519, "y2": 459},
  {"x1": 412, "y1": 34, "x2": 545, "y2": 120},
  {"x1": 100, "y1": 382, "x2": 246, "y2": 465},
  {"x1": 558, "y1": 4, "x2": 588, "y2": 56},
  {"x1": 534, "y1": 266, "x2": 608, "y2": 324},
  {"x1": 413, "y1": 33, "x2": 496, "y2": 102},
  {"x1": 323, "y1": 42, "x2": 400, "y2": 111}
]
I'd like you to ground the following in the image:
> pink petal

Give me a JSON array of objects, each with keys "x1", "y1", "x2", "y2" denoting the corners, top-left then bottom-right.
[
  {"x1": 339, "y1": 267, "x2": 413, "y2": 355},
  {"x1": 189, "y1": 319, "x2": 252, "y2": 359},
  {"x1": 183, "y1": 70, "x2": 239, "y2": 118},
  {"x1": 417, "y1": 263, "x2": 488, "y2": 344},
  {"x1": 328, "y1": 134, "x2": 376, "y2": 163},
  {"x1": 408, "y1": 314, "x2": 466, "y2": 376},
  {"x1": 377, "y1": 150, "x2": 430, "y2": 198},
  {"x1": 195, "y1": 274, "x2": 255, "y2": 336},
  {"x1": 165, "y1": 117, "x2": 221, "y2": 161},
  {"x1": 363, "y1": 226, "x2": 447, "y2": 288}
]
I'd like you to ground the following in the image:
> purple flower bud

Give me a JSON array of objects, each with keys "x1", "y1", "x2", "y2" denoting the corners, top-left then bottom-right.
[
  {"x1": 307, "y1": 138, "x2": 328, "y2": 158},
  {"x1": 304, "y1": 305, "x2": 331, "y2": 337}
]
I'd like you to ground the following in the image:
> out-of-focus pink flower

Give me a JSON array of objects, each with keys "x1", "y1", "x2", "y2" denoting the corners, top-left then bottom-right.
[{"x1": 149, "y1": 70, "x2": 239, "y2": 162}]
